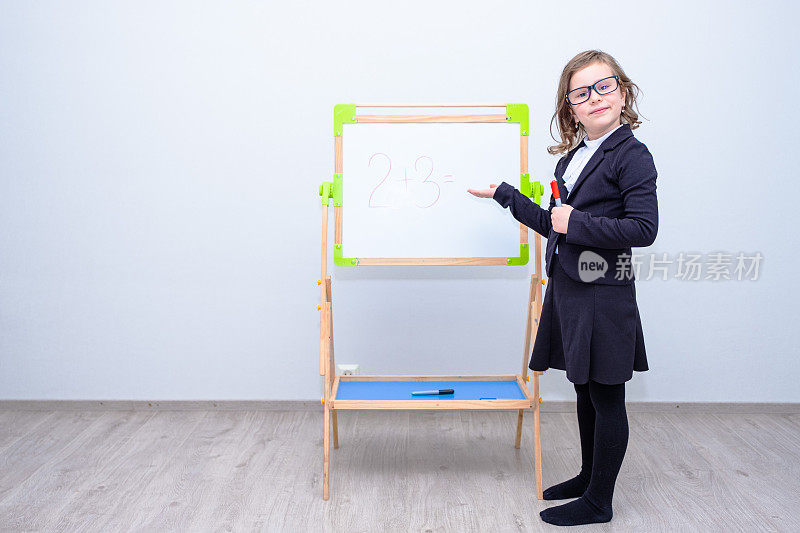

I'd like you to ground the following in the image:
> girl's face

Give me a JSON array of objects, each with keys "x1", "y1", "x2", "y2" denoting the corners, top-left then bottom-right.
[{"x1": 567, "y1": 61, "x2": 626, "y2": 140}]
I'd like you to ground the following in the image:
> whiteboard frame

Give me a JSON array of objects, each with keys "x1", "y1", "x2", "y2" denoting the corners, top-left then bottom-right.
[{"x1": 331, "y1": 103, "x2": 537, "y2": 266}]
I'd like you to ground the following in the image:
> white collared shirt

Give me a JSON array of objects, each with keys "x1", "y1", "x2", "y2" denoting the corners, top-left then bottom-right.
[{"x1": 555, "y1": 123, "x2": 623, "y2": 254}]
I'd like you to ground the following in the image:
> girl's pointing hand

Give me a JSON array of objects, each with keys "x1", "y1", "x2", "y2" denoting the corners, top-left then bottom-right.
[{"x1": 467, "y1": 183, "x2": 498, "y2": 198}]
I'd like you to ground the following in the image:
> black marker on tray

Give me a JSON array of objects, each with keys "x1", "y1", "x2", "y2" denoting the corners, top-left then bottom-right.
[{"x1": 411, "y1": 389, "x2": 454, "y2": 396}]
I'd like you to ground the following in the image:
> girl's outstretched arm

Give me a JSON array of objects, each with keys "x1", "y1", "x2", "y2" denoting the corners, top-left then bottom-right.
[
  {"x1": 493, "y1": 181, "x2": 555, "y2": 237},
  {"x1": 565, "y1": 142, "x2": 659, "y2": 249}
]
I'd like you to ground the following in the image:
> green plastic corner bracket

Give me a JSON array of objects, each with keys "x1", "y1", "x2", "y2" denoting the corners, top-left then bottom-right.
[
  {"x1": 333, "y1": 244, "x2": 358, "y2": 266},
  {"x1": 507, "y1": 243, "x2": 529, "y2": 266},
  {"x1": 506, "y1": 103, "x2": 529, "y2": 136},
  {"x1": 334, "y1": 103, "x2": 356, "y2": 136}
]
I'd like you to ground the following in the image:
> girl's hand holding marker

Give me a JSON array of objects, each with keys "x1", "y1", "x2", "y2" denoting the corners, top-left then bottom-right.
[{"x1": 549, "y1": 179, "x2": 573, "y2": 234}]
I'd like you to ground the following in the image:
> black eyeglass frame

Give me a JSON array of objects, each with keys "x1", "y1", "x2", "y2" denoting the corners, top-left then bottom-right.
[{"x1": 565, "y1": 75, "x2": 620, "y2": 105}]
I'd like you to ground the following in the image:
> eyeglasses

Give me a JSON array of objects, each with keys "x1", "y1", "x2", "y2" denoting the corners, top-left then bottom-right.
[{"x1": 565, "y1": 75, "x2": 620, "y2": 105}]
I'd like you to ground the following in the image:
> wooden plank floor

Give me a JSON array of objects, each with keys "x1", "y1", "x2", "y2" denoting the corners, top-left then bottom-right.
[{"x1": 0, "y1": 408, "x2": 798, "y2": 532}]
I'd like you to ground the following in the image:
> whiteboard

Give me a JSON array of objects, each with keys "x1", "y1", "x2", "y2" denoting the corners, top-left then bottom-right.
[{"x1": 340, "y1": 121, "x2": 524, "y2": 261}]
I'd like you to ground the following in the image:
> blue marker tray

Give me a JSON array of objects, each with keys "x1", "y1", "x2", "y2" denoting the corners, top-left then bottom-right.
[{"x1": 331, "y1": 375, "x2": 533, "y2": 410}]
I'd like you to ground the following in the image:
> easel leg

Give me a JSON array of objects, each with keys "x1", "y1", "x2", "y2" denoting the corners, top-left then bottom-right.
[
  {"x1": 332, "y1": 410, "x2": 339, "y2": 449},
  {"x1": 516, "y1": 271, "x2": 538, "y2": 449},
  {"x1": 533, "y1": 385, "x2": 543, "y2": 500},
  {"x1": 323, "y1": 402, "x2": 331, "y2": 500},
  {"x1": 329, "y1": 284, "x2": 339, "y2": 450}
]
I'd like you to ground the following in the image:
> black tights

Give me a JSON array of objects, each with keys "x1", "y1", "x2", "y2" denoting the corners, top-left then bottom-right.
[
  {"x1": 574, "y1": 379, "x2": 628, "y2": 509},
  {"x1": 539, "y1": 379, "x2": 628, "y2": 525}
]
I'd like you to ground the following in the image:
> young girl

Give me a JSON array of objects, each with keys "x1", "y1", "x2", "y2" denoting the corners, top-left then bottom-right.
[{"x1": 468, "y1": 50, "x2": 658, "y2": 526}]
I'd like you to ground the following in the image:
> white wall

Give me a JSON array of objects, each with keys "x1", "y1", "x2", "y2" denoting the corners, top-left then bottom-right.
[{"x1": 1, "y1": 1, "x2": 798, "y2": 402}]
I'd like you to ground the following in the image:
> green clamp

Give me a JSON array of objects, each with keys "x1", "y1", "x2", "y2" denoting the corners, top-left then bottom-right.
[
  {"x1": 531, "y1": 180, "x2": 544, "y2": 205},
  {"x1": 332, "y1": 173, "x2": 342, "y2": 206},
  {"x1": 318, "y1": 174, "x2": 343, "y2": 206},
  {"x1": 507, "y1": 243, "x2": 529, "y2": 266},
  {"x1": 506, "y1": 103, "x2": 529, "y2": 136},
  {"x1": 520, "y1": 173, "x2": 531, "y2": 197},
  {"x1": 334, "y1": 103, "x2": 356, "y2": 136},
  {"x1": 520, "y1": 175, "x2": 543, "y2": 205},
  {"x1": 319, "y1": 181, "x2": 332, "y2": 205}
]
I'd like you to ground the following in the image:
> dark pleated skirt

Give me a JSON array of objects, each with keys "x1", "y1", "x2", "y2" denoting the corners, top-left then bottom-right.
[{"x1": 529, "y1": 252, "x2": 649, "y2": 385}]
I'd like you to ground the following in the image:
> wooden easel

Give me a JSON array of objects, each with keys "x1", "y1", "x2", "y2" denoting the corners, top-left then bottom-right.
[{"x1": 318, "y1": 103, "x2": 545, "y2": 501}]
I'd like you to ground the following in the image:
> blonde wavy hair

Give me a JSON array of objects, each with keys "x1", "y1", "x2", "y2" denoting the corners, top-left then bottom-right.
[{"x1": 548, "y1": 50, "x2": 645, "y2": 155}]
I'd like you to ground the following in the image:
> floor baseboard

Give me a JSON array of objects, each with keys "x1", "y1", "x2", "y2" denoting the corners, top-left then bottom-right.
[{"x1": 1, "y1": 400, "x2": 799, "y2": 413}]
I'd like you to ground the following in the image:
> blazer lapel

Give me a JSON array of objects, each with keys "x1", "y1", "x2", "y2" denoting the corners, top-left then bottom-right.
[
  {"x1": 566, "y1": 149, "x2": 605, "y2": 203},
  {"x1": 555, "y1": 147, "x2": 578, "y2": 201},
  {"x1": 556, "y1": 124, "x2": 634, "y2": 204}
]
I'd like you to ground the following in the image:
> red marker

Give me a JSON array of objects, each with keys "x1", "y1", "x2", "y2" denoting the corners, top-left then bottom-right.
[{"x1": 550, "y1": 180, "x2": 562, "y2": 207}]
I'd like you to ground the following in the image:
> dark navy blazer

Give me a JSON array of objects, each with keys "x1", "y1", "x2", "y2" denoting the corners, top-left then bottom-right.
[{"x1": 494, "y1": 123, "x2": 658, "y2": 285}]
